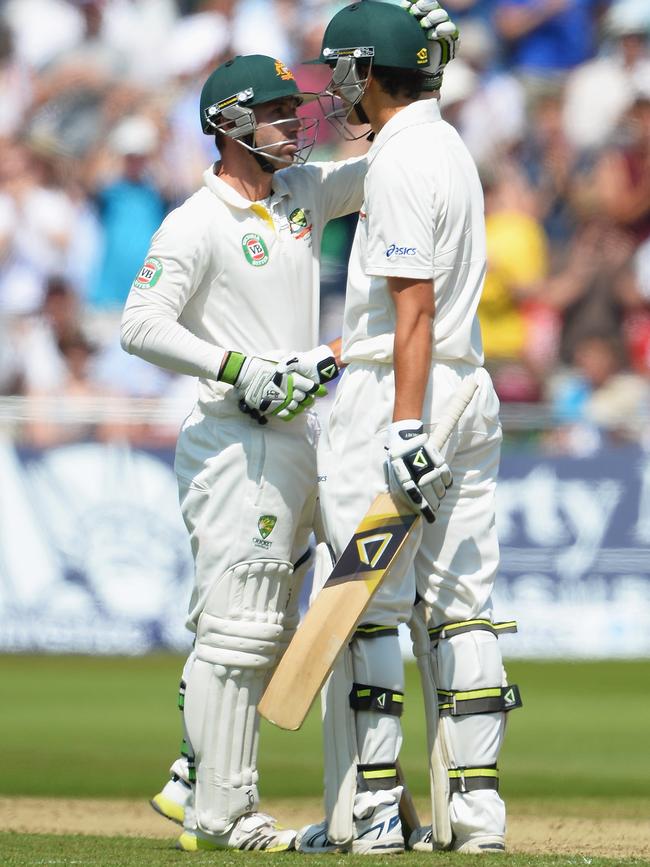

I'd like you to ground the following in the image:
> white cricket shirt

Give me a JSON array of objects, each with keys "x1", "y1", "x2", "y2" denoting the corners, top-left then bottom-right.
[
  {"x1": 121, "y1": 158, "x2": 365, "y2": 414},
  {"x1": 342, "y1": 99, "x2": 486, "y2": 366}
]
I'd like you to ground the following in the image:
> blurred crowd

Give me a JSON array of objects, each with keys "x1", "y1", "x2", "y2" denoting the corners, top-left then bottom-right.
[{"x1": 1, "y1": 0, "x2": 650, "y2": 453}]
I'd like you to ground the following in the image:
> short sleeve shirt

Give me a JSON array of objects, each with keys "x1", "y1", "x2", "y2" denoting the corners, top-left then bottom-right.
[{"x1": 342, "y1": 99, "x2": 486, "y2": 366}]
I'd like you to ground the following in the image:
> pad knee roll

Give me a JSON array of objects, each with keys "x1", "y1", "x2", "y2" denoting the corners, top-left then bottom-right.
[{"x1": 196, "y1": 559, "x2": 293, "y2": 668}]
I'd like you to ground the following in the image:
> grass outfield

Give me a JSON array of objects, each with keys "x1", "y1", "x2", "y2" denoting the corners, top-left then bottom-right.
[
  {"x1": 1, "y1": 833, "x2": 648, "y2": 867},
  {"x1": 2, "y1": 655, "x2": 649, "y2": 802},
  {"x1": 1, "y1": 656, "x2": 650, "y2": 864}
]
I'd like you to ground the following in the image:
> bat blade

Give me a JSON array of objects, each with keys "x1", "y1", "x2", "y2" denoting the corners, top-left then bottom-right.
[
  {"x1": 258, "y1": 493, "x2": 419, "y2": 730},
  {"x1": 258, "y1": 375, "x2": 479, "y2": 731}
]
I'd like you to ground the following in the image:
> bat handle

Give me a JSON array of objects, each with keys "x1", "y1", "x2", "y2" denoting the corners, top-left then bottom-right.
[{"x1": 430, "y1": 375, "x2": 479, "y2": 451}]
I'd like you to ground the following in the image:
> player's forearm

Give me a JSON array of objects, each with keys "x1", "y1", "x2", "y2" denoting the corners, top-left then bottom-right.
[
  {"x1": 389, "y1": 277, "x2": 434, "y2": 422},
  {"x1": 328, "y1": 337, "x2": 344, "y2": 369},
  {"x1": 120, "y1": 307, "x2": 224, "y2": 380}
]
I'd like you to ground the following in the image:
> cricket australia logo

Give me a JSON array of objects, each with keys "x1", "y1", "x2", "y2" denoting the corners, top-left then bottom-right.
[
  {"x1": 242, "y1": 233, "x2": 269, "y2": 266},
  {"x1": 289, "y1": 207, "x2": 312, "y2": 241},
  {"x1": 258, "y1": 515, "x2": 277, "y2": 539},
  {"x1": 253, "y1": 514, "x2": 277, "y2": 549},
  {"x1": 356, "y1": 532, "x2": 393, "y2": 568},
  {"x1": 133, "y1": 257, "x2": 163, "y2": 289},
  {"x1": 275, "y1": 59, "x2": 294, "y2": 81}
]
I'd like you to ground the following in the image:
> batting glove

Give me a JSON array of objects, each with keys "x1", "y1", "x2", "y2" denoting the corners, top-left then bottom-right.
[
  {"x1": 386, "y1": 419, "x2": 453, "y2": 523},
  {"x1": 401, "y1": 0, "x2": 460, "y2": 91},
  {"x1": 278, "y1": 344, "x2": 339, "y2": 388},
  {"x1": 220, "y1": 351, "x2": 319, "y2": 423}
]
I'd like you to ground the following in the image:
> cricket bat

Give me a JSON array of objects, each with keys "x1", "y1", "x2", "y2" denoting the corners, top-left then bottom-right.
[{"x1": 258, "y1": 375, "x2": 479, "y2": 731}]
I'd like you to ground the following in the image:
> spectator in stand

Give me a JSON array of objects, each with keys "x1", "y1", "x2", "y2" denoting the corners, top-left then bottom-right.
[
  {"x1": 544, "y1": 217, "x2": 636, "y2": 364},
  {"x1": 492, "y1": 0, "x2": 602, "y2": 88},
  {"x1": 546, "y1": 334, "x2": 649, "y2": 453},
  {"x1": 438, "y1": 20, "x2": 527, "y2": 166},
  {"x1": 589, "y1": 89, "x2": 650, "y2": 244},
  {"x1": 0, "y1": 141, "x2": 82, "y2": 314},
  {"x1": 478, "y1": 161, "x2": 551, "y2": 401},
  {"x1": 86, "y1": 115, "x2": 168, "y2": 309},
  {"x1": 563, "y1": 0, "x2": 650, "y2": 152},
  {"x1": 517, "y1": 84, "x2": 593, "y2": 256},
  {"x1": 0, "y1": 21, "x2": 33, "y2": 138},
  {"x1": 12, "y1": 276, "x2": 89, "y2": 394}
]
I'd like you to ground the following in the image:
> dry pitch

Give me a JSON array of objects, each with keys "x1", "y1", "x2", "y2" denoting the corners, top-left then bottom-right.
[{"x1": 3, "y1": 796, "x2": 650, "y2": 859}]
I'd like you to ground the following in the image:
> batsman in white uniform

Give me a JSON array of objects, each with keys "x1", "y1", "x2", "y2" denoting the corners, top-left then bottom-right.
[
  {"x1": 121, "y1": 54, "x2": 368, "y2": 852},
  {"x1": 296, "y1": 2, "x2": 521, "y2": 856}
]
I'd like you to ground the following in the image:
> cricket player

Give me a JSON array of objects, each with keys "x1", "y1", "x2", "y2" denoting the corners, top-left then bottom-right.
[
  {"x1": 120, "y1": 53, "x2": 361, "y2": 852},
  {"x1": 295, "y1": 1, "x2": 522, "y2": 855}
]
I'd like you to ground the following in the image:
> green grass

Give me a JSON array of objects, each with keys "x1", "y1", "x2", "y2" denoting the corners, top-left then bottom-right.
[
  {"x1": 2, "y1": 655, "x2": 649, "y2": 803},
  {"x1": 0, "y1": 834, "x2": 648, "y2": 867}
]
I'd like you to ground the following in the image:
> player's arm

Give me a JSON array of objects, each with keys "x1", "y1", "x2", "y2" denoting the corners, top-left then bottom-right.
[
  {"x1": 120, "y1": 212, "x2": 223, "y2": 380},
  {"x1": 386, "y1": 277, "x2": 452, "y2": 523},
  {"x1": 303, "y1": 155, "x2": 368, "y2": 223},
  {"x1": 389, "y1": 277, "x2": 434, "y2": 422},
  {"x1": 121, "y1": 212, "x2": 329, "y2": 421}
]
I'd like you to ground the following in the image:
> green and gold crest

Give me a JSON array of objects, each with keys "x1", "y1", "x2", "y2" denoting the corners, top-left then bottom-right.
[
  {"x1": 258, "y1": 515, "x2": 277, "y2": 539},
  {"x1": 289, "y1": 207, "x2": 308, "y2": 230}
]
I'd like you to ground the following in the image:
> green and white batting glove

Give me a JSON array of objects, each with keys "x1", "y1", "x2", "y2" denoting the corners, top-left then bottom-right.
[
  {"x1": 401, "y1": 0, "x2": 460, "y2": 91},
  {"x1": 277, "y1": 344, "x2": 339, "y2": 389},
  {"x1": 386, "y1": 419, "x2": 453, "y2": 523},
  {"x1": 220, "y1": 351, "x2": 321, "y2": 423}
]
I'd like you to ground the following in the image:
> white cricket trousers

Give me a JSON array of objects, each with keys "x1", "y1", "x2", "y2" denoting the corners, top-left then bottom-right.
[
  {"x1": 175, "y1": 403, "x2": 319, "y2": 630},
  {"x1": 318, "y1": 360, "x2": 502, "y2": 624}
]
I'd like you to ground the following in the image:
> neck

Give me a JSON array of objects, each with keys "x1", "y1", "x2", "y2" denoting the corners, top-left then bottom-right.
[
  {"x1": 216, "y1": 144, "x2": 274, "y2": 201},
  {"x1": 362, "y1": 82, "x2": 412, "y2": 134},
  {"x1": 370, "y1": 102, "x2": 409, "y2": 134}
]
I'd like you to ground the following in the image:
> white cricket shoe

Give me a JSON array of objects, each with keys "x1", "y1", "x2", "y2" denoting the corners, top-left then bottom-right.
[
  {"x1": 296, "y1": 800, "x2": 404, "y2": 855},
  {"x1": 409, "y1": 825, "x2": 505, "y2": 854},
  {"x1": 177, "y1": 811, "x2": 296, "y2": 852},
  {"x1": 150, "y1": 774, "x2": 192, "y2": 825},
  {"x1": 454, "y1": 835, "x2": 506, "y2": 854}
]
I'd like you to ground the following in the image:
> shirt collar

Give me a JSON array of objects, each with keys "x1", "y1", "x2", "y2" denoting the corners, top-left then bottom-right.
[
  {"x1": 203, "y1": 164, "x2": 292, "y2": 209},
  {"x1": 367, "y1": 98, "x2": 441, "y2": 165}
]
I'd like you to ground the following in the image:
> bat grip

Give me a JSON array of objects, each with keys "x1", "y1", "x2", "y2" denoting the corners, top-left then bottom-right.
[{"x1": 430, "y1": 375, "x2": 478, "y2": 451}]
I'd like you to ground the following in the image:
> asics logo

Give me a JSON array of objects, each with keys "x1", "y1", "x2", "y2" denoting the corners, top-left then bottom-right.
[{"x1": 385, "y1": 244, "x2": 416, "y2": 258}]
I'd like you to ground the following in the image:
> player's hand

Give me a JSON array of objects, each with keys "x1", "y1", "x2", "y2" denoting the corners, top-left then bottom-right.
[
  {"x1": 220, "y1": 351, "x2": 319, "y2": 421},
  {"x1": 400, "y1": 0, "x2": 459, "y2": 90},
  {"x1": 386, "y1": 419, "x2": 453, "y2": 523},
  {"x1": 278, "y1": 344, "x2": 339, "y2": 389}
]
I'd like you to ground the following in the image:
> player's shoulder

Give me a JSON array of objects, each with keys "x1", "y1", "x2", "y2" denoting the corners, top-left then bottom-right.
[{"x1": 151, "y1": 188, "x2": 214, "y2": 248}]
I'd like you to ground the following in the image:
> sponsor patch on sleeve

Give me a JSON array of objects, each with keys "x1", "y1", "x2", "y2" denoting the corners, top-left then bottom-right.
[
  {"x1": 133, "y1": 257, "x2": 163, "y2": 289},
  {"x1": 385, "y1": 244, "x2": 417, "y2": 258}
]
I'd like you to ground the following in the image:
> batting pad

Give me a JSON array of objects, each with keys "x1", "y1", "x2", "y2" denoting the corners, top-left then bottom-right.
[
  {"x1": 435, "y1": 628, "x2": 508, "y2": 842},
  {"x1": 186, "y1": 558, "x2": 294, "y2": 832}
]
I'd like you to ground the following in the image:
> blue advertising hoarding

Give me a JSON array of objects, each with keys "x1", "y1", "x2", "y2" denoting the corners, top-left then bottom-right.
[{"x1": 1, "y1": 441, "x2": 649, "y2": 657}]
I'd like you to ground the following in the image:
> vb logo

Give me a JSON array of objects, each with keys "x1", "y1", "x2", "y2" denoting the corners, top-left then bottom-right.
[{"x1": 356, "y1": 532, "x2": 393, "y2": 568}]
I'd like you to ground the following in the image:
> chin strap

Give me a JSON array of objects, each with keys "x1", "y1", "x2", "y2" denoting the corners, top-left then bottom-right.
[
  {"x1": 254, "y1": 153, "x2": 276, "y2": 174},
  {"x1": 355, "y1": 101, "x2": 371, "y2": 126},
  {"x1": 238, "y1": 134, "x2": 275, "y2": 174}
]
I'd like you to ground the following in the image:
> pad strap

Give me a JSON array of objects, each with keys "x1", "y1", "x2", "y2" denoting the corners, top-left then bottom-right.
[
  {"x1": 448, "y1": 765, "x2": 499, "y2": 794},
  {"x1": 429, "y1": 619, "x2": 518, "y2": 642},
  {"x1": 350, "y1": 683, "x2": 404, "y2": 717},
  {"x1": 179, "y1": 739, "x2": 196, "y2": 783},
  {"x1": 357, "y1": 763, "x2": 398, "y2": 792},
  {"x1": 352, "y1": 624, "x2": 399, "y2": 641},
  {"x1": 438, "y1": 684, "x2": 523, "y2": 716}
]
